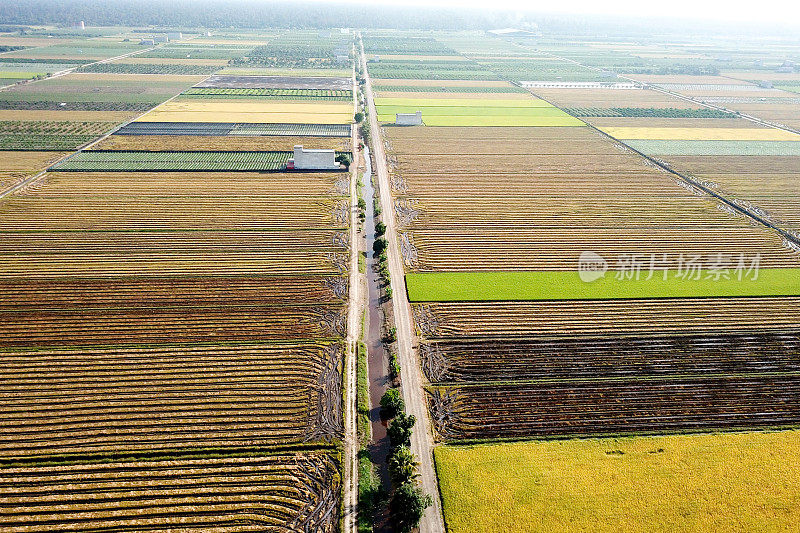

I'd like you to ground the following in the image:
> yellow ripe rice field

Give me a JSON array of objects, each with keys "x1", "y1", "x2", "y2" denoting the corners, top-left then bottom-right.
[
  {"x1": 435, "y1": 430, "x2": 800, "y2": 533},
  {"x1": 138, "y1": 100, "x2": 353, "y2": 124},
  {"x1": 602, "y1": 127, "x2": 800, "y2": 141}
]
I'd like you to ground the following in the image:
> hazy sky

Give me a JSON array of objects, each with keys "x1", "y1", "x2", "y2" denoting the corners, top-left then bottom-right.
[{"x1": 320, "y1": 0, "x2": 800, "y2": 25}]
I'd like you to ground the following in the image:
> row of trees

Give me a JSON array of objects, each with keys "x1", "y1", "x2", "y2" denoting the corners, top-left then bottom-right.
[{"x1": 380, "y1": 389, "x2": 433, "y2": 532}]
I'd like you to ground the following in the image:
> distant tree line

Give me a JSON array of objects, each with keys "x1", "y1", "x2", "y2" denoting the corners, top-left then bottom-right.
[
  {"x1": 2, "y1": 0, "x2": 797, "y2": 36},
  {"x1": 0, "y1": 0, "x2": 534, "y2": 30}
]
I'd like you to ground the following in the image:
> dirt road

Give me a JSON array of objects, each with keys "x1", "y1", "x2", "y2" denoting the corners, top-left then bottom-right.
[
  {"x1": 342, "y1": 53, "x2": 361, "y2": 533},
  {"x1": 359, "y1": 35, "x2": 445, "y2": 533}
]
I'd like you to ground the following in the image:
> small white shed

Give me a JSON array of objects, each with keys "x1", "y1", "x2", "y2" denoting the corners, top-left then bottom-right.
[
  {"x1": 287, "y1": 145, "x2": 340, "y2": 170},
  {"x1": 396, "y1": 111, "x2": 422, "y2": 126}
]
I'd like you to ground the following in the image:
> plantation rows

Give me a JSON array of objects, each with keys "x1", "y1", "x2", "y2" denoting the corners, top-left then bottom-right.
[
  {"x1": 0, "y1": 121, "x2": 117, "y2": 135},
  {"x1": 428, "y1": 375, "x2": 800, "y2": 440},
  {"x1": 368, "y1": 60, "x2": 499, "y2": 81},
  {"x1": 0, "y1": 99, "x2": 152, "y2": 112},
  {"x1": 0, "y1": 342, "x2": 342, "y2": 456},
  {"x1": 0, "y1": 134, "x2": 96, "y2": 151},
  {"x1": 0, "y1": 452, "x2": 341, "y2": 532},
  {"x1": 183, "y1": 87, "x2": 353, "y2": 99},
  {"x1": 362, "y1": 36, "x2": 456, "y2": 54},
  {"x1": 52, "y1": 150, "x2": 295, "y2": 171},
  {"x1": 79, "y1": 63, "x2": 219, "y2": 75},
  {"x1": 420, "y1": 330, "x2": 800, "y2": 383},
  {"x1": 116, "y1": 121, "x2": 351, "y2": 137},
  {"x1": 563, "y1": 107, "x2": 737, "y2": 118},
  {"x1": 94, "y1": 134, "x2": 350, "y2": 152},
  {"x1": 384, "y1": 126, "x2": 800, "y2": 271},
  {"x1": 375, "y1": 84, "x2": 528, "y2": 93},
  {"x1": 0, "y1": 120, "x2": 117, "y2": 150},
  {"x1": 141, "y1": 46, "x2": 252, "y2": 60}
]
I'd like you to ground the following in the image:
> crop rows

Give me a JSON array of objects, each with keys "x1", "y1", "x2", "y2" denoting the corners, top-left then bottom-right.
[
  {"x1": 420, "y1": 330, "x2": 800, "y2": 382},
  {"x1": 563, "y1": 107, "x2": 737, "y2": 118},
  {"x1": 79, "y1": 63, "x2": 219, "y2": 75},
  {"x1": 115, "y1": 121, "x2": 351, "y2": 137},
  {"x1": 368, "y1": 64, "x2": 499, "y2": 81},
  {"x1": 428, "y1": 375, "x2": 800, "y2": 440},
  {"x1": 183, "y1": 87, "x2": 353, "y2": 98},
  {"x1": 0, "y1": 120, "x2": 117, "y2": 135},
  {"x1": 52, "y1": 150, "x2": 295, "y2": 171},
  {"x1": 362, "y1": 36, "x2": 456, "y2": 55},
  {"x1": 0, "y1": 451, "x2": 341, "y2": 532},
  {"x1": 0, "y1": 134, "x2": 96, "y2": 150},
  {"x1": 413, "y1": 298, "x2": 800, "y2": 338},
  {"x1": 141, "y1": 46, "x2": 253, "y2": 59},
  {"x1": 93, "y1": 134, "x2": 350, "y2": 152},
  {"x1": 375, "y1": 84, "x2": 528, "y2": 93},
  {"x1": 0, "y1": 342, "x2": 343, "y2": 456}
]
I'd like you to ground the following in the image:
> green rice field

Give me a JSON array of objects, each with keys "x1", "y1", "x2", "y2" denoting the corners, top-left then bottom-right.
[{"x1": 405, "y1": 269, "x2": 800, "y2": 301}]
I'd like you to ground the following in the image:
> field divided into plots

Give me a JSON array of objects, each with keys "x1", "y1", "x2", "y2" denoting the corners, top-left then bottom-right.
[
  {"x1": 366, "y1": 30, "x2": 800, "y2": 532},
  {"x1": 0, "y1": 28, "x2": 353, "y2": 530}
]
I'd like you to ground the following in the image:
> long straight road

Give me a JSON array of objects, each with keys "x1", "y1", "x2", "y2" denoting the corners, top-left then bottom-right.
[
  {"x1": 343, "y1": 50, "x2": 362, "y2": 533},
  {"x1": 359, "y1": 36, "x2": 446, "y2": 533}
]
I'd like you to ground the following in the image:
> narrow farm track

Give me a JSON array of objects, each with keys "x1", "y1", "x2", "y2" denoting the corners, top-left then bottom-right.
[
  {"x1": 342, "y1": 51, "x2": 361, "y2": 533},
  {"x1": 360, "y1": 35, "x2": 446, "y2": 533}
]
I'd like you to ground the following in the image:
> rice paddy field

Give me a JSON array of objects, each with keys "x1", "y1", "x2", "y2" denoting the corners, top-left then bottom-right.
[
  {"x1": 435, "y1": 431, "x2": 800, "y2": 533},
  {"x1": 0, "y1": 26, "x2": 354, "y2": 530},
  {"x1": 374, "y1": 96, "x2": 582, "y2": 126},
  {"x1": 364, "y1": 29, "x2": 800, "y2": 532},
  {"x1": 2, "y1": 22, "x2": 800, "y2": 532}
]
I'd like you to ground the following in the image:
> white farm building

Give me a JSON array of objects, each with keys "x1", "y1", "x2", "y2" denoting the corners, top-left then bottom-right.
[
  {"x1": 396, "y1": 111, "x2": 422, "y2": 126},
  {"x1": 287, "y1": 145, "x2": 340, "y2": 170}
]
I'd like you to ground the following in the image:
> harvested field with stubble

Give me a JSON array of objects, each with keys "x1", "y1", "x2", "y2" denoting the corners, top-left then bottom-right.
[
  {"x1": 0, "y1": 341, "x2": 344, "y2": 456},
  {"x1": 428, "y1": 376, "x2": 800, "y2": 440},
  {"x1": 0, "y1": 35, "x2": 357, "y2": 530},
  {"x1": 0, "y1": 451, "x2": 342, "y2": 532},
  {"x1": 0, "y1": 151, "x2": 68, "y2": 172},
  {"x1": 420, "y1": 330, "x2": 800, "y2": 383}
]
